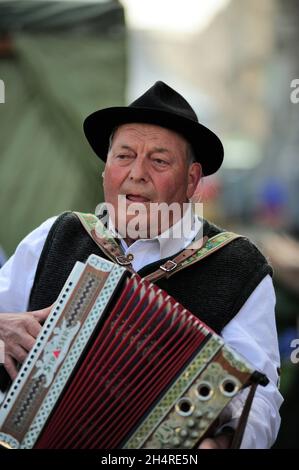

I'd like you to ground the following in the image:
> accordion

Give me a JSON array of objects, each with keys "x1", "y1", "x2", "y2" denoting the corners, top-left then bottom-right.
[{"x1": 0, "y1": 254, "x2": 267, "y2": 449}]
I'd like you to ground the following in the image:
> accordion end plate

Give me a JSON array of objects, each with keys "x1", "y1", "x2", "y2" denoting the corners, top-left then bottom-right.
[
  {"x1": 124, "y1": 348, "x2": 252, "y2": 449},
  {"x1": 0, "y1": 433, "x2": 20, "y2": 449},
  {"x1": 0, "y1": 440, "x2": 13, "y2": 449}
]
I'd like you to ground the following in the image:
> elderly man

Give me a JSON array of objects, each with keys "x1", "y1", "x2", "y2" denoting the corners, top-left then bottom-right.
[{"x1": 0, "y1": 81, "x2": 282, "y2": 449}]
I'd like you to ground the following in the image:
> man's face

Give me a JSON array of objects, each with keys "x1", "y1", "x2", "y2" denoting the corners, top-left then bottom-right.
[{"x1": 103, "y1": 123, "x2": 201, "y2": 242}]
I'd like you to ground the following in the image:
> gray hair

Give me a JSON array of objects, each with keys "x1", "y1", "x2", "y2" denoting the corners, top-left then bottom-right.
[
  {"x1": 108, "y1": 126, "x2": 118, "y2": 153},
  {"x1": 186, "y1": 143, "x2": 196, "y2": 165}
]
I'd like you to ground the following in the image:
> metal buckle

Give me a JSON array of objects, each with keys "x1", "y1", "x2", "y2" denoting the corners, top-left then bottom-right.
[
  {"x1": 160, "y1": 260, "x2": 177, "y2": 272},
  {"x1": 115, "y1": 254, "x2": 134, "y2": 266}
]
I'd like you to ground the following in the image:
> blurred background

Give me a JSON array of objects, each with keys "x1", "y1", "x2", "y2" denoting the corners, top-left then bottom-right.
[{"x1": 0, "y1": 0, "x2": 298, "y2": 448}]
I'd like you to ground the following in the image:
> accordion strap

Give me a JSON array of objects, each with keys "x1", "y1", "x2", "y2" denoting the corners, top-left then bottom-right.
[
  {"x1": 230, "y1": 382, "x2": 259, "y2": 449},
  {"x1": 146, "y1": 231, "x2": 241, "y2": 282},
  {"x1": 74, "y1": 211, "x2": 135, "y2": 273},
  {"x1": 74, "y1": 212, "x2": 242, "y2": 281}
]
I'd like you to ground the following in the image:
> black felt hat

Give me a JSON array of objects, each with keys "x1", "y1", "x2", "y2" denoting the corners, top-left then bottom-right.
[{"x1": 83, "y1": 81, "x2": 224, "y2": 176}]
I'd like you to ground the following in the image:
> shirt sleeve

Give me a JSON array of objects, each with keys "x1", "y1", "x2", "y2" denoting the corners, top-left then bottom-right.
[
  {"x1": 219, "y1": 274, "x2": 283, "y2": 448},
  {"x1": 0, "y1": 217, "x2": 57, "y2": 313}
]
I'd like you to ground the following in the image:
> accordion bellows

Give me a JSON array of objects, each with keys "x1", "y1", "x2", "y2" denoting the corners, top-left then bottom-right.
[{"x1": 0, "y1": 255, "x2": 259, "y2": 449}]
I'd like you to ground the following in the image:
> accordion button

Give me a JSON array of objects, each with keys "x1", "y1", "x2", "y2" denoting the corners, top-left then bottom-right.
[
  {"x1": 194, "y1": 410, "x2": 203, "y2": 418},
  {"x1": 172, "y1": 437, "x2": 181, "y2": 447},
  {"x1": 187, "y1": 418, "x2": 195, "y2": 428},
  {"x1": 191, "y1": 431, "x2": 199, "y2": 439},
  {"x1": 184, "y1": 439, "x2": 193, "y2": 448},
  {"x1": 199, "y1": 419, "x2": 208, "y2": 429},
  {"x1": 180, "y1": 429, "x2": 189, "y2": 438}
]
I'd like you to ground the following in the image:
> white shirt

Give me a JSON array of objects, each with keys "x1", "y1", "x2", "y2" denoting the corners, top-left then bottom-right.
[{"x1": 0, "y1": 214, "x2": 283, "y2": 448}]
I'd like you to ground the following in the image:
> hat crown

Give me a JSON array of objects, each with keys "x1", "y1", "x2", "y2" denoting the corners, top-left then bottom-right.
[
  {"x1": 130, "y1": 81, "x2": 198, "y2": 123},
  {"x1": 83, "y1": 80, "x2": 224, "y2": 176}
]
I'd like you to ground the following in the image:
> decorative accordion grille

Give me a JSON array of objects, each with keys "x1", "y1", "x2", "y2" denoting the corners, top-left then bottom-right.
[
  {"x1": 35, "y1": 275, "x2": 212, "y2": 449},
  {"x1": 0, "y1": 254, "x2": 256, "y2": 450}
]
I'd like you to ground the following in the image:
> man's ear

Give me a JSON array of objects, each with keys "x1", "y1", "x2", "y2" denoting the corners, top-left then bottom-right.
[{"x1": 187, "y1": 163, "x2": 202, "y2": 199}]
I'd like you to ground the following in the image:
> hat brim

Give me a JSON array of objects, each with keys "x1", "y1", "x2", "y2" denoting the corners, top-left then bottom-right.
[{"x1": 83, "y1": 106, "x2": 224, "y2": 176}]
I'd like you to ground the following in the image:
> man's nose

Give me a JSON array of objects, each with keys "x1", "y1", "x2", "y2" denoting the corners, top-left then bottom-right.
[{"x1": 128, "y1": 156, "x2": 149, "y2": 182}]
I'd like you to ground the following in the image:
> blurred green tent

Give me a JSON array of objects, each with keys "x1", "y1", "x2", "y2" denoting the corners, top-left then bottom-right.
[{"x1": 0, "y1": 0, "x2": 126, "y2": 255}]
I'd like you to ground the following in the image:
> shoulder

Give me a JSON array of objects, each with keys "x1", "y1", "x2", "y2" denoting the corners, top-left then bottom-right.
[
  {"x1": 5, "y1": 216, "x2": 57, "y2": 258},
  {"x1": 43, "y1": 211, "x2": 89, "y2": 243},
  {"x1": 20, "y1": 216, "x2": 58, "y2": 244},
  {"x1": 37, "y1": 211, "x2": 100, "y2": 261},
  {"x1": 46, "y1": 211, "x2": 79, "y2": 232},
  {"x1": 47, "y1": 211, "x2": 98, "y2": 232},
  {"x1": 202, "y1": 218, "x2": 273, "y2": 277}
]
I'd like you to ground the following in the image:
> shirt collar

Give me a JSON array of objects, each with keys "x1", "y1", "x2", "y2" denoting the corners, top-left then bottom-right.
[{"x1": 116, "y1": 202, "x2": 203, "y2": 259}]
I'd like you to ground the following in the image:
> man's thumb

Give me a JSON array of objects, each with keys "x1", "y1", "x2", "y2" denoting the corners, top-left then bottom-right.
[{"x1": 31, "y1": 305, "x2": 53, "y2": 323}]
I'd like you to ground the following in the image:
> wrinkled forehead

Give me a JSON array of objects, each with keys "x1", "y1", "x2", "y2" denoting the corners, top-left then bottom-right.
[{"x1": 111, "y1": 122, "x2": 189, "y2": 152}]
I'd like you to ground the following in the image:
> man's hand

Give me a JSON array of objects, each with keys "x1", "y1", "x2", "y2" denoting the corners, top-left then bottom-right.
[
  {"x1": 0, "y1": 306, "x2": 52, "y2": 380},
  {"x1": 199, "y1": 432, "x2": 233, "y2": 449}
]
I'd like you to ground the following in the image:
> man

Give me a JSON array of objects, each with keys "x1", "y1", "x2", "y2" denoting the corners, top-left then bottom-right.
[{"x1": 0, "y1": 81, "x2": 282, "y2": 448}]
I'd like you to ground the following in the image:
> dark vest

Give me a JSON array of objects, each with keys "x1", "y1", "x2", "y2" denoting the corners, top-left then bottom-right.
[{"x1": 29, "y1": 212, "x2": 273, "y2": 334}]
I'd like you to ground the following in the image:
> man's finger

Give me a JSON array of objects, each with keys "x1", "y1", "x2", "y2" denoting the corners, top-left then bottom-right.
[
  {"x1": 199, "y1": 433, "x2": 232, "y2": 449},
  {"x1": 31, "y1": 305, "x2": 52, "y2": 323},
  {"x1": 25, "y1": 318, "x2": 42, "y2": 338},
  {"x1": 199, "y1": 438, "x2": 219, "y2": 449},
  {"x1": 18, "y1": 334, "x2": 36, "y2": 353},
  {"x1": 4, "y1": 355, "x2": 19, "y2": 381},
  {"x1": 11, "y1": 344, "x2": 28, "y2": 364}
]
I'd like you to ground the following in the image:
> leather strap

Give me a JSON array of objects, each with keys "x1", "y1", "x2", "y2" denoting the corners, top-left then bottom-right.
[
  {"x1": 74, "y1": 212, "x2": 242, "y2": 282},
  {"x1": 230, "y1": 382, "x2": 258, "y2": 449},
  {"x1": 145, "y1": 231, "x2": 242, "y2": 282},
  {"x1": 74, "y1": 212, "x2": 135, "y2": 273},
  {"x1": 144, "y1": 236, "x2": 209, "y2": 282}
]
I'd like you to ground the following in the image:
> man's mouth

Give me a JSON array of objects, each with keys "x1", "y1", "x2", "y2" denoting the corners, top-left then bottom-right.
[{"x1": 126, "y1": 194, "x2": 151, "y2": 203}]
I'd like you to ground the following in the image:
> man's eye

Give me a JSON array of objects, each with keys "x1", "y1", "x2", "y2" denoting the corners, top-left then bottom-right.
[
  {"x1": 116, "y1": 154, "x2": 131, "y2": 160},
  {"x1": 153, "y1": 158, "x2": 169, "y2": 166}
]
